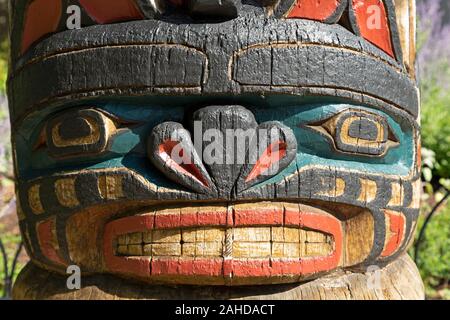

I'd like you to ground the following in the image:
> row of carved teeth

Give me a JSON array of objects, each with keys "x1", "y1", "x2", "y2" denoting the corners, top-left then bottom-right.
[{"x1": 115, "y1": 227, "x2": 334, "y2": 259}]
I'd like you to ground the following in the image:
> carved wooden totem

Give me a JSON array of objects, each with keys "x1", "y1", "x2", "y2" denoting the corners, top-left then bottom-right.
[{"x1": 9, "y1": 0, "x2": 424, "y2": 299}]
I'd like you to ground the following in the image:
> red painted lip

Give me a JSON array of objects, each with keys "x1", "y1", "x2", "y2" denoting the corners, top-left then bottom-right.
[{"x1": 103, "y1": 204, "x2": 343, "y2": 285}]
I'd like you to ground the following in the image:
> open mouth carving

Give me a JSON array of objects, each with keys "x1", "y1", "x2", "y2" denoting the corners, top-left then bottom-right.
[
  {"x1": 114, "y1": 226, "x2": 334, "y2": 259},
  {"x1": 103, "y1": 202, "x2": 345, "y2": 285}
]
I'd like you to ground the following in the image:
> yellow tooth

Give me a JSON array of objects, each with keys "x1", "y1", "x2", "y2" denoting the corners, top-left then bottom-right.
[
  {"x1": 182, "y1": 229, "x2": 196, "y2": 243},
  {"x1": 151, "y1": 243, "x2": 181, "y2": 256},
  {"x1": 284, "y1": 227, "x2": 300, "y2": 243},
  {"x1": 233, "y1": 227, "x2": 271, "y2": 242},
  {"x1": 306, "y1": 230, "x2": 327, "y2": 243},
  {"x1": 183, "y1": 242, "x2": 223, "y2": 257},
  {"x1": 305, "y1": 243, "x2": 333, "y2": 257},
  {"x1": 116, "y1": 226, "x2": 335, "y2": 259},
  {"x1": 117, "y1": 235, "x2": 127, "y2": 245},
  {"x1": 272, "y1": 243, "x2": 300, "y2": 258},
  {"x1": 271, "y1": 227, "x2": 285, "y2": 242},
  {"x1": 128, "y1": 233, "x2": 143, "y2": 245},
  {"x1": 183, "y1": 228, "x2": 225, "y2": 243},
  {"x1": 299, "y1": 242, "x2": 307, "y2": 256},
  {"x1": 152, "y1": 229, "x2": 181, "y2": 243},
  {"x1": 116, "y1": 245, "x2": 128, "y2": 256},
  {"x1": 272, "y1": 227, "x2": 301, "y2": 243},
  {"x1": 182, "y1": 243, "x2": 196, "y2": 256},
  {"x1": 271, "y1": 243, "x2": 284, "y2": 258},
  {"x1": 203, "y1": 228, "x2": 226, "y2": 242},
  {"x1": 233, "y1": 242, "x2": 271, "y2": 258},
  {"x1": 122, "y1": 234, "x2": 131, "y2": 245},
  {"x1": 299, "y1": 229, "x2": 307, "y2": 243},
  {"x1": 127, "y1": 244, "x2": 143, "y2": 256},
  {"x1": 143, "y1": 232, "x2": 152, "y2": 244},
  {"x1": 143, "y1": 244, "x2": 152, "y2": 256}
]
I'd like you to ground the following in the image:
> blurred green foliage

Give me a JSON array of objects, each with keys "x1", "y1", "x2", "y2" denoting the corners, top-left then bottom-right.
[
  {"x1": 420, "y1": 61, "x2": 450, "y2": 189},
  {"x1": 0, "y1": 226, "x2": 23, "y2": 298},
  {"x1": 417, "y1": 1, "x2": 450, "y2": 193},
  {"x1": 411, "y1": 203, "x2": 450, "y2": 300},
  {"x1": 0, "y1": 39, "x2": 6, "y2": 94},
  {"x1": 414, "y1": 0, "x2": 450, "y2": 299}
]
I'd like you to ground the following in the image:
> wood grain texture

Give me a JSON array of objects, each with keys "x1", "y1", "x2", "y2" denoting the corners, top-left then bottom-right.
[
  {"x1": 13, "y1": 254, "x2": 424, "y2": 300},
  {"x1": 8, "y1": 0, "x2": 422, "y2": 299}
]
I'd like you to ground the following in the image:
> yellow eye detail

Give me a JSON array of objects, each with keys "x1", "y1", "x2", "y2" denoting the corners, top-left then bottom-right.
[
  {"x1": 51, "y1": 116, "x2": 101, "y2": 148},
  {"x1": 308, "y1": 109, "x2": 399, "y2": 157},
  {"x1": 45, "y1": 109, "x2": 117, "y2": 159}
]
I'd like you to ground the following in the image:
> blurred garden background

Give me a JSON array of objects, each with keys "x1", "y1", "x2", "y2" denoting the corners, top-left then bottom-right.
[{"x1": 0, "y1": 0, "x2": 449, "y2": 299}]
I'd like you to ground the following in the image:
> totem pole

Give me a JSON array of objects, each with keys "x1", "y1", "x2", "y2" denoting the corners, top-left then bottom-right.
[{"x1": 8, "y1": 0, "x2": 424, "y2": 299}]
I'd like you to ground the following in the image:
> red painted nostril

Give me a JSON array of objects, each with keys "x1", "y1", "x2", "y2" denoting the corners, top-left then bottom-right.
[
  {"x1": 245, "y1": 140, "x2": 288, "y2": 183},
  {"x1": 158, "y1": 140, "x2": 210, "y2": 188}
]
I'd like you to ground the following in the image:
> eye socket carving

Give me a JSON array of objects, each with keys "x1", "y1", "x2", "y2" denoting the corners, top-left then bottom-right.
[
  {"x1": 51, "y1": 115, "x2": 102, "y2": 148},
  {"x1": 43, "y1": 109, "x2": 118, "y2": 159},
  {"x1": 307, "y1": 109, "x2": 399, "y2": 157}
]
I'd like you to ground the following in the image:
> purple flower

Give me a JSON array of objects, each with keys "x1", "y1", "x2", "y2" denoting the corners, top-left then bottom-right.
[{"x1": 417, "y1": 0, "x2": 450, "y2": 88}]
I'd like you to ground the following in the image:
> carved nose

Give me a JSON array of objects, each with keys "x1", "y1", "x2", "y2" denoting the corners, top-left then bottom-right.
[
  {"x1": 148, "y1": 105, "x2": 297, "y2": 199},
  {"x1": 188, "y1": 0, "x2": 239, "y2": 19},
  {"x1": 139, "y1": 0, "x2": 240, "y2": 20}
]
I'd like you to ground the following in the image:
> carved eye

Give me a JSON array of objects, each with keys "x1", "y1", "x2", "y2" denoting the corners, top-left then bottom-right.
[
  {"x1": 40, "y1": 109, "x2": 118, "y2": 159},
  {"x1": 307, "y1": 109, "x2": 399, "y2": 157}
]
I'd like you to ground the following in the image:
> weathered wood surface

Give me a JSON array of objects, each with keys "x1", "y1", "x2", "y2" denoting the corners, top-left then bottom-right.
[
  {"x1": 14, "y1": 254, "x2": 424, "y2": 300},
  {"x1": 8, "y1": 0, "x2": 423, "y2": 299}
]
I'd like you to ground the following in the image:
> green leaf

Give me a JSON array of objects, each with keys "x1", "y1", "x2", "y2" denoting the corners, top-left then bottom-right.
[{"x1": 423, "y1": 167, "x2": 433, "y2": 182}]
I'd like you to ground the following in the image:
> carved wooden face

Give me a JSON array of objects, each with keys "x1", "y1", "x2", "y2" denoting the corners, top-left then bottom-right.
[{"x1": 9, "y1": 0, "x2": 420, "y2": 285}]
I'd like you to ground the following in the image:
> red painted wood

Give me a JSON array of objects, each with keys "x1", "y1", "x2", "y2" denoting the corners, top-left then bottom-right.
[
  {"x1": 286, "y1": 0, "x2": 342, "y2": 21},
  {"x1": 103, "y1": 205, "x2": 343, "y2": 279},
  {"x1": 152, "y1": 258, "x2": 224, "y2": 277},
  {"x1": 37, "y1": 218, "x2": 66, "y2": 266},
  {"x1": 381, "y1": 210, "x2": 405, "y2": 257},
  {"x1": 284, "y1": 208, "x2": 301, "y2": 226},
  {"x1": 154, "y1": 212, "x2": 182, "y2": 229},
  {"x1": 21, "y1": 0, "x2": 62, "y2": 54},
  {"x1": 351, "y1": 0, "x2": 395, "y2": 57},
  {"x1": 158, "y1": 140, "x2": 210, "y2": 187},
  {"x1": 79, "y1": 0, "x2": 144, "y2": 24},
  {"x1": 103, "y1": 215, "x2": 153, "y2": 278},
  {"x1": 233, "y1": 207, "x2": 284, "y2": 226},
  {"x1": 245, "y1": 141, "x2": 287, "y2": 183}
]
